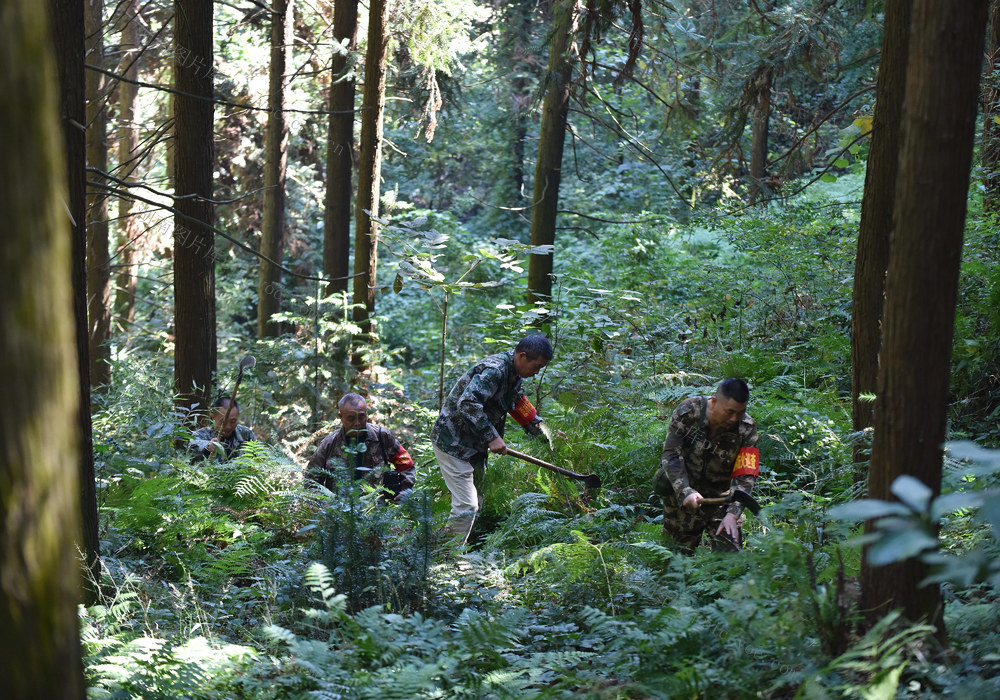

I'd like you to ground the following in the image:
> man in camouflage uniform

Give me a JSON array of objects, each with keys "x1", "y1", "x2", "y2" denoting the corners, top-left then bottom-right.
[
  {"x1": 307, "y1": 393, "x2": 415, "y2": 503},
  {"x1": 432, "y1": 335, "x2": 553, "y2": 544},
  {"x1": 188, "y1": 396, "x2": 257, "y2": 462},
  {"x1": 653, "y1": 378, "x2": 759, "y2": 552}
]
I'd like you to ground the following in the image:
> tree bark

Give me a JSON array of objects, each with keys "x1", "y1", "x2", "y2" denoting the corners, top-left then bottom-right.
[
  {"x1": 1, "y1": 1, "x2": 86, "y2": 696},
  {"x1": 352, "y1": 0, "x2": 389, "y2": 366},
  {"x1": 861, "y1": 0, "x2": 988, "y2": 642},
  {"x1": 982, "y1": 0, "x2": 1000, "y2": 211},
  {"x1": 324, "y1": 0, "x2": 359, "y2": 297},
  {"x1": 50, "y1": 0, "x2": 102, "y2": 606},
  {"x1": 507, "y1": 0, "x2": 534, "y2": 205},
  {"x1": 173, "y1": 0, "x2": 216, "y2": 414},
  {"x1": 851, "y1": 0, "x2": 912, "y2": 478},
  {"x1": 748, "y1": 65, "x2": 773, "y2": 203},
  {"x1": 114, "y1": 0, "x2": 143, "y2": 325},
  {"x1": 258, "y1": 0, "x2": 294, "y2": 338},
  {"x1": 86, "y1": 0, "x2": 112, "y2": 389},
  {"x1": 527, "y1": 0, "x2": 579, "y2": 306}
]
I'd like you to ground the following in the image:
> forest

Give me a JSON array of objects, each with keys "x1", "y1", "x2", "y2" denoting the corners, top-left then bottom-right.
[{"x1": 2, "y1": 0, "x2": 1000, "y2": 697}]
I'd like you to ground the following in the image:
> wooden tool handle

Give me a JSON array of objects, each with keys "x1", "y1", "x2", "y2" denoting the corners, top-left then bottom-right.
[
  {"x1": 505, "y1": 447, "x2": 560, "y2": 471},
  {"x1": 505, "y1": 448, "x2": 602, "y2": 489},
  {"x1": 698, "y1": 491, "x2": 732, "y2": 506}
]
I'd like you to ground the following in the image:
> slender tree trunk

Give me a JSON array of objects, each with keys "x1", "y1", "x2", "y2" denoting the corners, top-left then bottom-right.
[
  {"x1": 173, "y1": 0, "x2": 216, "y2": 414},
  {"x1": 861, "y1": 0, "x2": 988, "y2": 642},
  {"x1": 982, "y1": 0, "x2": 1000, "y2": 211},
  {"x1": 507, "y1": 0, "x2": 533, "y2": 205},
  {"x1": 324, "y1": 0, "x2": 359, "y2": 296},
  {"x1": 2, "y1": 4, "x2": 86, "y2": 697},
  {"x1": 50, "y1": 0, "x2": 101, "y2": 606},
  {"x1": 352, "y1": 0, "x2": 389, "y2": 366},
  {"x1": 527, "y1": 0, "x2": 578, "y2": 306},
  {"x1": 86, "y1": 0, "x2": 112, "y2": 389},
  {"x1": 851, "y1": 0, "x2": 912, "y2": 479},
  {"x1": 258, "y1": 0, "x2": 293, "y2": 338},
  {"x1": 748, "y1": 65, "x2": 773, "y2": 203},
  {"x1": 114, "y1": 0, "x2": 142, "y2": 325}
]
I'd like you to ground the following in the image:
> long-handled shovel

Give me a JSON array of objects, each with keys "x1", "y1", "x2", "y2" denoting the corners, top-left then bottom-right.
[
  {"x1": 215, "y1": 355, "x2": 256, "y2": 441},
  {"x1": 505, "y1": 448, "x2": 602, "y2": 489}
]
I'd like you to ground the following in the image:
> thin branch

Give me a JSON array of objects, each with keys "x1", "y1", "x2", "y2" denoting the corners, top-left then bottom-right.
[
  {"x1": 86, "y1": 63, "x2": 366, "y2": 116},
  {"x1": 88, "y1": 166, "x2": 272, "y2": 206},
  {"x1": 768, "y1": 85, "x2": 875, "y2": 168},
  {"x1": 728, "y1": 131, "x2": 870, "y2": 212},
  {"x1": 87, "y1": 181, "x2": 358, "y2": 284},
  {"x1": 557, "y1": 210, "x2": 671, "y2": 224}
]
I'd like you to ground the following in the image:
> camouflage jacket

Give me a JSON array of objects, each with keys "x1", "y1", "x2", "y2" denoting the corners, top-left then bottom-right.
[
  {"x1": 306, "y1": 423, "x2": 415, "y2": 496},
  {"x1": 431, "y1": 350, "x2": 543, "y2": 464},
  {"x1": 658, "y1": 396, "x2": 758, "y2": 516},
  {"x1": 188, "y1": 424, "x2": 257, "y2": 462}
]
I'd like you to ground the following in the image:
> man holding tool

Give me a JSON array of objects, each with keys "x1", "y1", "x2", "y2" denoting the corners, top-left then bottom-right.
[
  {"x1": 431, "y1": 334, "x2": 553, "y2": 545},
  {"x1": 188, "y1": 396, "x2": 258, "y2": 462},
  {"x1": 653, "y1": 377, "x2": 760, "y2": 553},
  {"x1": 307, "y1": 393, "x2": 415, "y2": 503}
]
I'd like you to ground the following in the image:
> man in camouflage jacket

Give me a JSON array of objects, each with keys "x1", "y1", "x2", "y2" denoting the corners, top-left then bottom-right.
[
  {"x1": 653, "y1": 378, "x2": 759, "y2": 552},
  {"x1": 188, "y1": 396, "x2": 257, "y2": 462},
  {"x1": 431, "y1": 335, "x2": 553, "y2": 544},
  {"x1": 307, "y1": 393, "x2": 415, "y2": 503}
]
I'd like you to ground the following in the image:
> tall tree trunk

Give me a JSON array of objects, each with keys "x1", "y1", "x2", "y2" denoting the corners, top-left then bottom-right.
[
  {"x1": 851, "y1": 0, "x2": 912, "y2": 479},
  {"x1": 861, "y1": 0, "x2": 988, "y2": 642},
  {"x1": 50, "y1": 0, "x2": 101, "y2": 606},
  {"x1": 352, "y1": 0, "x2": 389, "y2": 366},
  {"x1": 2, "y1": 4, "x2": 86, "y2": 697},
  {"x1": 982, "y1": 0, "x2": 1000, "y2": 211},
  {"x1": 324, "y1": 0, "x2": 359, "y2": 297},
  {"x1": 258, "y1": 0, "x2": 293, "y2": 338},
  {"x1": 507, "y1": 0, "x2": 534, "y2": 206},
  {"x1": 86, "y1": 0, "x2": 112, "y2": 389},
  {"x1": 173, "y1": 0, "x2": 216, "y2": 414},
  {"x1": 527, "y1": 0, "x2": 578, "y2": 306},
  {"x1": 748, "y1": 65, "x2": 773, "y2": 203},
  {"x1": 114, "y1": 0, "x2": 142, "y2": 325}
]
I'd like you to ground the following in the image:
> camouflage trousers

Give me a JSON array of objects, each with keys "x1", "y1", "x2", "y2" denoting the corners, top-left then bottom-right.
[{"x1": 660, "y1": 495, "x2": 742, "y2": 553}]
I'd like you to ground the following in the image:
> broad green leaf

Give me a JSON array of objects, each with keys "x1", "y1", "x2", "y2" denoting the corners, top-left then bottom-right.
[
  {"x1": 929, "y1": 491, "x2": 983, "y2": 521},
  {"x1": 860, "y1": 663, "x2": 906, "y2": 700},
  {"x1": 821, "y1": 173, "x2": 837, "y2": 183},
  {"x1": 947, "y1": 440, "x2": 1000, "y2": 468},
  {"x1": 867, "y1": 529, "x2": 938, "y2": 566},
  {"x1": 834, "y1": 157, "x2": 849, "y2": 168},
  {"x1": 828, "y1": 500, "x2": 911, "y2": 522},
  {"x1": 891, "y1": 475, "x2": 932, "y2": 512}
]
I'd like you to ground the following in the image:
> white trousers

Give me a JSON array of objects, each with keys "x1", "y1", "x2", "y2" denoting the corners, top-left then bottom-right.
[{"x1": 434, "y1": 446, "x2": 485, "y2": 545}]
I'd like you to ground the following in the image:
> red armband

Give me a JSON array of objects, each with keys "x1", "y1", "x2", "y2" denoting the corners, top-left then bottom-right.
[
  {"x1": 392, "y1": 446, "x2": 414, "y2": 471},
  {"x1": 731, "y1": 447, "x2": 760, "y2": 478},
  {"x1": 508, "y1": 396, "x2": 538, "y2": 426}
]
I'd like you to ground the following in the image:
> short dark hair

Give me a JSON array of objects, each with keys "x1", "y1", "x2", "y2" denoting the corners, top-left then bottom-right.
[
  {"x1": 338, "y1": 393, "x2": 367, "y2": 410},
  {"x1": 214, "y1": 395, "x2": 239, "y2": 411},
  {"x1": 716, "y1": 378, "x2": 750, "y2": 404},
  {"x1": 515, "y1": 334, "x2": 553, "y2": 361}
]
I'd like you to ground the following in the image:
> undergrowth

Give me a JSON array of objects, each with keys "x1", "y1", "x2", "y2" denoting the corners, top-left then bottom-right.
[{"x1": 80, "y1": 184, "x2": 1000, "y2": 698}]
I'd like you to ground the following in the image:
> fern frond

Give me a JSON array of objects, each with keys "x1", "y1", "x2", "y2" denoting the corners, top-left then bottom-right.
[
  {"x1": 262, "y1": 624, "x2": 298, "y2": 647},
  {"x1": 304, "y1": 562, "x2": 348, "y2": 613}
]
